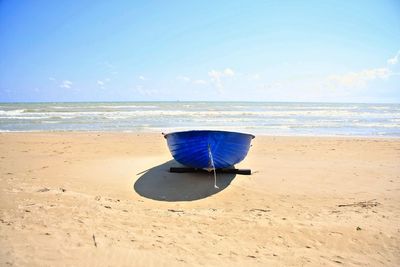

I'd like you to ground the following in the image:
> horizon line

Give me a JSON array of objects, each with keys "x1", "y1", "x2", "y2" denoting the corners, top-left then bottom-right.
[{"x1": 0, "y1": 100, "x2": 399, "y2": 105}]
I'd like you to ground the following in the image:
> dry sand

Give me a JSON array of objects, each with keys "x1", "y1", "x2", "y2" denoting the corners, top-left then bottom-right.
[{"x1": 0, "y1": 132, "x2": 399, "y2": 266}]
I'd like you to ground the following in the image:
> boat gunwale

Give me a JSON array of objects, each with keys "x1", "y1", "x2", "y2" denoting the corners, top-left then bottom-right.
[{"x1": 162, "y1": 130, "x2": 255, "y2": 139}]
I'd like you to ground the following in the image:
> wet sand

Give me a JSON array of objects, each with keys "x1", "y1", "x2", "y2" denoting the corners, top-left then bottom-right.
[{"x1": 0, "y1": 132, "x2": 399, "y2": 266}]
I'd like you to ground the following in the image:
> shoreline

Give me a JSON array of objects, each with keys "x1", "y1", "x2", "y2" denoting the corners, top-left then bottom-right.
[
  {"x1": 1, "y1": 130, "x2": 399, "y2": 139},
  {"x1": 1, "y1": 132, "x2": 399, "y2": 266}
]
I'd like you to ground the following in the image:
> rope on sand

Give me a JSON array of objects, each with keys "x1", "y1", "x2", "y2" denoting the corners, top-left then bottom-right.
[{"x1": 208, "y1": 144, "x2": 219, "y2": 189}]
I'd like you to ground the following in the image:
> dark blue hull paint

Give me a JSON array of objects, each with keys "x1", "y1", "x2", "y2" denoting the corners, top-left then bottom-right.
[{"x1": 164, "y1": 130, "x2": 255, "y2": 169}]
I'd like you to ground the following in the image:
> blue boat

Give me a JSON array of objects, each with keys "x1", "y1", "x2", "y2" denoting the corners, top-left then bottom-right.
[{"x1": 163, "y1": 130, "x2": 255, "y2": 169}]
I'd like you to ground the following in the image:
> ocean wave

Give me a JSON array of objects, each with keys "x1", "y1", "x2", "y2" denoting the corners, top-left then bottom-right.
[
  {"x1": 0, "y1": 109, "x2": 25, "y2": 115},
  {"x1": 50, "y1": 105, "x2": 159, "y2": 109},
  {"x1": 1, "y1": 109, "x2": 399, "y2": 118},
  {"x1": 0, "y1": 102, "x2": 399, "y2": 136}
]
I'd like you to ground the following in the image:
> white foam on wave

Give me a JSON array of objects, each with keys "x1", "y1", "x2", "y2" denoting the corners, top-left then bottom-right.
[
  {"x1": 2, "y1": 106, "x2": 400, "y2": 119},
  {"x1": 0, "y1": 109, "x2": 26, "y2": 115},
  {"x1": 0, "y1": 102, "x2": 399, "y2": 136}
]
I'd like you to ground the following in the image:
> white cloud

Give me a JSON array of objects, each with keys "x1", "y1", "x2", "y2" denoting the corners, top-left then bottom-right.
[
  {"x1": 328, "y1": 49, "x2": 400, "y2": 88},
  {"x1": 96, "y1": 78, "x2": 111, "y2": 89},
  {"x1": 102, "y1": 61, "x2": 115, "y2": 69},
  {"x1": 248, "y1": 73, "x2": 260, "y2": 80},
  {"x1": 259, "y1": 82, "x2": 283, "y2": 91},
  {"x1": 208, "y1": 70, "x2": 220, "y2": 79},
  {"x1": 139, "y1": 75, "x2": 146, "y2": 81},
  {"x1": 329, "y1": 68, "x2": 392, "y2": 87},
  {"x1": 177, "y1": 75, "x2": 207, "y2": 86},
  {"x1": 48, "y1": 77, "x2": 56, "y2": 81},
  {"x1": 193, "y1": 79, "x2": 207, "y2": 85},
  {"x1": 60, "y1": 80, "x2": 72, "y2": 89},
  {"x1": 97, "y1": 80, "x2": 105, "y2": 89},
  {"x1": 208, "y1": 71, "x2": 223, "y2": 88},
  {"x1": 224, "y1": 68, "x2": 235, "y2": 76},
  {"x1": 135, "y1": 85, "x2": 158, "y2": 96},
  {"x1": 177, "y1": 75, "x2": 191, "y2": 82},
  {"x1": 208, "y1": 68, "x2": 235, "y2": 89},
  {"x1": 387, "y1": 50, "x2": 400, "y2": 65}
]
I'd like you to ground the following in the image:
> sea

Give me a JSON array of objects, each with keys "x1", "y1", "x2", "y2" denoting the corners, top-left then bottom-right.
[{"x1": 0, "y1": 102, "x2": 399, "y2": 137}]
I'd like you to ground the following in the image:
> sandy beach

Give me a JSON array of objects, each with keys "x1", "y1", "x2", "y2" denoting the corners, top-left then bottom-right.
[{"x1": 0, "y1": 132, "x2": 399, "y2": 266}]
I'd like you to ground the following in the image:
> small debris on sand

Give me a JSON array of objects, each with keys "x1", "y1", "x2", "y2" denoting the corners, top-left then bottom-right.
[
  {"x1": 338, "y1": 199, "x2": 380, "y2": 208},
  {"x1": 249, "y1": 208, "x2": 270, "y2": 212},
  {"x1": 92, "y1": 234, "x2": 97, "y2": 247},
  {"x1": 37, "y1": 188, "x2": 50, "y2": 192},
  {"x1": 168, "y1": 209, "x2": 184, "y2": 213}
]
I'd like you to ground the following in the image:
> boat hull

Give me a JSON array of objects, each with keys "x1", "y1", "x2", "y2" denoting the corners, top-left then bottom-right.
[{"x1": 164, "y1": 130, "x2": 255, "y2": 169}]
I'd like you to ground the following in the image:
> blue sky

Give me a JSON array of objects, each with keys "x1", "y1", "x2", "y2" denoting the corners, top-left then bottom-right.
[{"x1": 0, "y1": 0, "x2": 399, "y2": 103}]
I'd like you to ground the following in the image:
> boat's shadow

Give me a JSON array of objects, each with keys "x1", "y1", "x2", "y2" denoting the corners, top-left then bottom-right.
[{"x1": 133, "y1": 160, "x2": 236, "y2": 201}]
